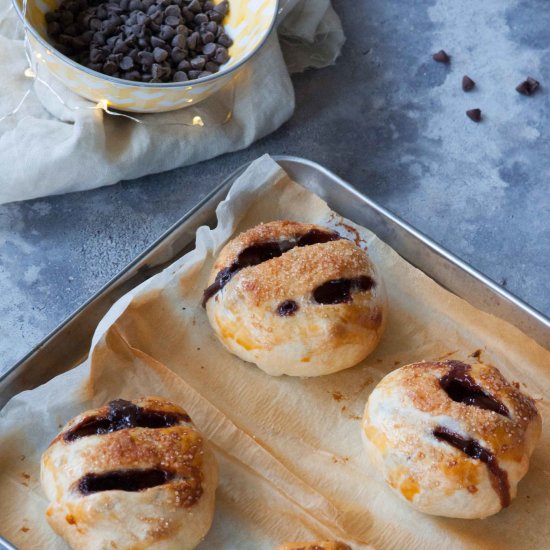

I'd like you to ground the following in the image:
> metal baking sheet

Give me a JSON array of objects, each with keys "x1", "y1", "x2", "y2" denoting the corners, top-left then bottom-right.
[
  {"x1": 1, "y1": 155, "x2": 550, "y2": 548},
  {"x1": 1, "y1": 155, "x2": 549, "y2": 410}
]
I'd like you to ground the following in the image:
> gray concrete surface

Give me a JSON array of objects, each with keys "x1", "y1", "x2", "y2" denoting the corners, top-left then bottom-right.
[{"x1": 1, "y1": 0, "x2": 549, "y2": 374}]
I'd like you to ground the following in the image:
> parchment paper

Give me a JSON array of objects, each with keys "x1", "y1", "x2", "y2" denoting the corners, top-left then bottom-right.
[{"x1": 1, "y1": 155, "x2": 549, "y2": 550}]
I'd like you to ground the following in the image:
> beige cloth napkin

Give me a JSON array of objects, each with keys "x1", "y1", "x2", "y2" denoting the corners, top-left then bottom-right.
[{"x1": 0, "y1": 0, "x2": 344, "y2": 204}]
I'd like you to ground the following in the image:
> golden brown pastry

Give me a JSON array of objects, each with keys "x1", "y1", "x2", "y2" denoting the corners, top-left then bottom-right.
[
  {"x1": 41, "y1": 397, "x2": 218, "y2": 550},
  {"x1": 203, "y1": 220, "x2": 386, "y2": 376},
  {"x1": 362, "y1": 360, "x2": 541, "y2": 518},
  {"x1": 277, "y1": 542, "x2": 352, "y2": 550}
]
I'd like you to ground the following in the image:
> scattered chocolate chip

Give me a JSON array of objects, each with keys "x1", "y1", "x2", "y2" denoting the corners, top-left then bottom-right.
[
  {"x1": 432, "y1": 49, "x2": 450, "y2": 63},
  {"x1": 516, "y1": 77, "x2": 540, "y2": 96},
  {"x1": 466, "y1": 108, "x2": 482, "y2": 122},
  {"x1": 462, "y1": 75, "x2": 475, "y2": 92}
]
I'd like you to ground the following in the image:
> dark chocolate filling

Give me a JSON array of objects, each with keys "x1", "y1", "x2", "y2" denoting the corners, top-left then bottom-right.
[
  {"x1": 277, "y1": 300, "x2": 299, "y2": 316},
  {"x1": 433, "y1": 426, "x2": 510, "y2": 508},
  {"x1": 440, "y1": 361, "x2": 509, "y2": 417},
  {"x1": 202, "y1": 229, "x2": 341, "y2": 306},
  {"x1": 312, "y1": 275, "x2": 375, "y2": 305},
  {"x1": 64, "y1": 399, "x2": 189, "y2": 442},
  {"x1": 78, "y1": 468, "x2": 174, "y2": 495}
]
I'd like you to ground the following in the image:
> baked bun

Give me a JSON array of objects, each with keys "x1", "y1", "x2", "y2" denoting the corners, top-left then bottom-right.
[
  {"x1": 277, "y1": 542, "x2": 352, "y2": 550},
  {"x1": 41, "y1": 397, "x2": 218, "y2": 550},
  {"x1": 203, "y1": 220, "x2": 386, "y2": 376},
  {"x1": 362, "y1": 360, "x2": 541, "y2": 518}
]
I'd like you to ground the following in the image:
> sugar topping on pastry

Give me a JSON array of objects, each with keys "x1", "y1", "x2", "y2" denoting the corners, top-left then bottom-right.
[
  {"x1": 41, "y1": 396, "x2": 218, "y2": 550},
  {"x1": 277, "y1": 541, "x2": 352, "y2": 550},
  {"x1": 203, "y1": 220, "x2": 386, "y2": 377},
  {"x1": 362, "y1": 360, "x2": 541, "y2": 518}
]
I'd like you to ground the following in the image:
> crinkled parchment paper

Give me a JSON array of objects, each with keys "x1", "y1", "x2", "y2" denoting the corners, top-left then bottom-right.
[{"x1": 1, "y1": 155, "x2": 549, "y2": 549}]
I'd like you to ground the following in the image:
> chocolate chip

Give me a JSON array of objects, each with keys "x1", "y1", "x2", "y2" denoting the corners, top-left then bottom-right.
[
  {"x1": 123, "y1": 69, "x2": 141, "y2": 80},
  {"x1": 173, "y1": 70, "x2": 188, "y2": 81},
  {"x1": 151, "y1": 62, "x2": 166, "y2": 79},
  {"x1": 217, "y1": 33, "x2": 232, "y2": 48},
  {"x1": 89, "y1": 17, "x2": 102, "y2": 31},
  {"x1": 175, "y1": 24, "x2": 188, "y2": 35},
  {"x1": 188, "y1": 69, "x2": 201, "y2": 79},
  {"x1": 159, "y1": 24, "x2": 175, "y2": 41},
  {"x1": 150, "y1": 35, "x2": 165, "y2": 48},
  {"x1": 181, "y1": 7, "x2": 194, "y2": 22},
  {"x1": 102, "y1": 60, "x2": 118, "y2": 75},
  {"x1": 186, "y1": 31, "x2": 199, "y2": 50},
  {"x1": 153, "y1": 46, "x2": 168, "y2": 62},
  {"x1": 207, "y1": 9, "x2": 222, "y2": 23},
  {"x1": 171, "y1": 33, "x2": 186, "y2": 49},
  {"x1": 462, "y1": 75, "x2": 475, "y2": 92},
  {"x1": 432, "y1": 49, "x2": 450, "y2": 63},
  {"x1": 137, "y1": 50, "x2": 154, "y2": 65},
  {"x1": 113, "y1": 40, "x2": 130, "y2": 54},
  {"x1": 214, "y1": 0, "x2": 228, "y2": 16},
  {"x1": 164, "y1": 4, "x2": 180, "y2": 16},
  {"x1": 214, "y1": 45, "x2": 228, "y2": 64},
  {"x1": 171, "y1": 47, "x2": 187, "y2": 63},
  {"x1": 466, "y1": 108, "x2": 482, "y2": 122},
  {"x1": 165, "y1": 14, "x2": 181, "y2": 26},
  {"x1": 202, "y1": 42, "x2": 216, "y2": 57},
  {"x1": 190, "y1": 55, "x2": 205, "y2": 69},
  {"x1": 516, "y1": 77, "x2": 540, "y2": 96},
  {"x1": 201, "y1": 30, "x2": 214, "y2": 44},
  {"x1": 187, "y1": 0, "x2": 200, "y2": 13},
  {"x1": 177, "y1": 59, "x2": 191, "y2": 71},
  {"x1": 92, "y1": 32, "x2": 106, "y2": 46},
  {"x1": 194, "y1": 12, "x2": 208, "y2": 24},
  {"x1": 205, "y1": 60, "x2": 219, "y2": 73},
  {"x1": 47, "y1": 21, "x2": 61, "y2": 35},
  {"x1": 120, "y1": 55, "x2": 134, "y2": 70},
  {"x1": 277, "y1": 300, "x2": 299, "y2": 317}
]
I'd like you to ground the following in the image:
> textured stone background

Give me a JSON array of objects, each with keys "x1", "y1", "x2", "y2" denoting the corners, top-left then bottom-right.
[{"x1": 1, "y1": 0, "x2": 549, "y2": 374}]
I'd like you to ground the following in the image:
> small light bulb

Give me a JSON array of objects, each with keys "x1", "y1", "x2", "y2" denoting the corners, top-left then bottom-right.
[{"x1": 97, "y1": 99, "x2": 109, "y2": 110}]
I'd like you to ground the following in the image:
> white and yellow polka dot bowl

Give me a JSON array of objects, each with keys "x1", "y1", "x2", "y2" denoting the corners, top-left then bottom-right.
[{"x1": 13, "y1": 0, "x2": 278, "y2": 113}]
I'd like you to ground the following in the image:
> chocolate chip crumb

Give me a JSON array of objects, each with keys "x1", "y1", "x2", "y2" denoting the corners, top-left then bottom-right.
[
  {"x1": 516, "y1": 77, "x2": 540, "y2": 96},
  {"x1": 277, "y1": 300, "x2": 299, "y2": 317},
  {"x1": 432, "y1": 50, "x2": 450, "y2": 63},
  {"x1": 466, "y1": 108, "x2": 482, "y2": 122},
  {"x1": 462, "y1": 75, "x2": 475, "y2": 92}
]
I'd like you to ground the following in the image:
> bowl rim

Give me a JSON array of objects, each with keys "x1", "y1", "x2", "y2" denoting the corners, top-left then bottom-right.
[{"x1": 12, "y1": 0, "x2": 279, "y2": 89}]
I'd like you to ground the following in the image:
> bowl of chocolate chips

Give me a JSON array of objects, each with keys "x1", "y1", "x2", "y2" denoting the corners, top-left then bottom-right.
[{"x1": 13, "y1": 0, "x2": 278, "y2": 112}]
